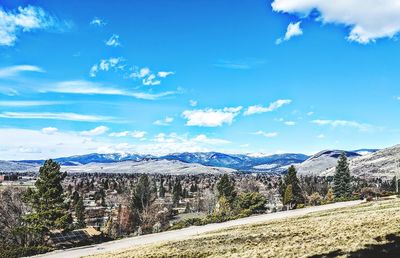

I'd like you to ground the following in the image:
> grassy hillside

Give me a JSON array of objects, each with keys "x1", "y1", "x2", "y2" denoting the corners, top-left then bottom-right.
[{"x1": 92, "y1": 198, "x2": 400, "y2": 258}]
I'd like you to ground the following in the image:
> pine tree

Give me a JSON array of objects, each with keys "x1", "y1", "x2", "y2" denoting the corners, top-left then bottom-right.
[
  {"x1": 333, "y1": 152, "x2": 352, "y2": 198},
  {"x1": 283, "y1": 184, "x2": 294, "y2": 209},
  {"x1": 23, "y1": 159, "x2": 71, "y2": 241},
  {"x1": 281, "y1": 166, "x2": 304, "y2": 206},
  {"x1": 131, "y1": 174, "x2": 154, "y2": 212},
  {"x1": 75, "y1": 197, "x2": 86, "y2": 229},
  {"x1": 216, "y1": 174, "x2": 236, "y2": 204},
  {"x1": 172, "y1": 180, "x2": 182, "y2": 205},
  {"x1": 159, "y1": 179, "x2": 165, "y2": 198}
]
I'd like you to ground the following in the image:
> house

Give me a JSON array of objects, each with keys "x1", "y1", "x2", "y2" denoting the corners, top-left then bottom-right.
[{"x1": 48, "y1": 227, "x2": 102, "y2": 248}]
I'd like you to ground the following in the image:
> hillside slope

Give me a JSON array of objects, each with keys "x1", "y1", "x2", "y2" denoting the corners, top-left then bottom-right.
[
  {"x1": 90, "y1": 198, "x2": 400, "y2": 258},
  {"x1": 321, "y1": 144, "x2": 400, "y2": 178},
  {"x1": 62, "y1": 159, "x2": 235, "y2": 175}
]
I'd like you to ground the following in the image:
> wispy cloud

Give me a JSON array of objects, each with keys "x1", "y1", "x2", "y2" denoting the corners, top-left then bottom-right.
[
  {"x1": 0, "y1": 112, "x2": 113, "y2": 122},
  {"x1": 276, "y1": 22, "x2": 303, "y2": 45},
  {"x1": 157, "y1": 71, "x2": 175, "y2": 78},
  {"x1": 213, "y1": 59, "x2": 265, "y2": 70},
  {"x1": 109, "y1": 130, "x2": 147, "y2": 138},
  {"x1": 189, "y1": 100, "x2": 198, "y2": 107},
  {"x1": 244, "y1": 99, "x2": 292, "y2": 116},
  {"x1": 0, "y1": 65, "x2": 44, "y2": 78},
  {"x1": 154, "y1": 116, "x2": 174, "y2": 126},
  {"x1": 182, "y1": 107, "x2": 242, "y2": 127},
  {"x1": 311, "y1": 119, "x2": 372, "y2": 131},
  {"x1": 0, "y1": 6, "x2": 67, "y2": 46},
  {"x1": 130, "y1": 90, "x2": 180, "y2": 100},
  {"x1": 0, "y1": 100, "x2": 64, "y2": 107},
  {"x1": 90, "y1": 57, "x2": 124, "y2": 77},
  {"x1": 253, "y1": 131, "x2": 278, "y2": 138},
  {"x1": 90, "y1": 17, "x2": 106, "y2": 27},
  {"x1": 42, "y1": 80, "x2": 179, "y2": 100},
  {"x1": 105, "y1": 34, "x2": 120, "y2": 47},
  {"x1": 80, "y1": 126, "x2": 109, "y2": 136}
]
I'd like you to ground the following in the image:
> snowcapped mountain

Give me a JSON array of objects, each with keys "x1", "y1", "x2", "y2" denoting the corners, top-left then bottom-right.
[
  {"x1": 6, "y1": 151, "x2": 309, "y2": 174},
  {"x1": 19, "y1": 153, "x2": 154, "y2": 166},
  {"x1": 160, "y1": 152, "x2": 308, "y2": 172}
]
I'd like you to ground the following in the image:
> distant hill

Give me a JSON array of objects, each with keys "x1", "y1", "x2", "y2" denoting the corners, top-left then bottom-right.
[
  {"x1": 61, "y1": 159, "x2": 236, "y2": 175},
  {"x1": 297, "y1": 150, "x2": 361, "y2": 176},
  {"x1": 321, "y1": 145, "x2": 400, "y2": 179}
]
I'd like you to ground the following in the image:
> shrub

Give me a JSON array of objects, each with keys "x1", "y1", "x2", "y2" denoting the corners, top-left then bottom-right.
[
  {"x1": 235, "y1": 192, "x2": 267, "y2": 214},
  {"x1": 0, "y1": 245, "x2": 53, "y2": 258}
]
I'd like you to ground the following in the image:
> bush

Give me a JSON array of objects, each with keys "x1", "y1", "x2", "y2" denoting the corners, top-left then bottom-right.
[
  {"x1": 0, "y1": 245, "x2": 53, "y2": 258},
  {"x1": 235, "y1": 192, "x2": 267, "y2": 214}
]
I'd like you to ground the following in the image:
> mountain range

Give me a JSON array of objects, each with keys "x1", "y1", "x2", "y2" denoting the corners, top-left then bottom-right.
[{"x1": 0, "y1": 146, "x2": 396, "y2": 178}]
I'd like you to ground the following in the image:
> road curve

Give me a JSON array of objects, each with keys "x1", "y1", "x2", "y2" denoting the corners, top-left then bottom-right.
[{"x1": 33, "y1": 200, "x2": 363, "y2": 258}]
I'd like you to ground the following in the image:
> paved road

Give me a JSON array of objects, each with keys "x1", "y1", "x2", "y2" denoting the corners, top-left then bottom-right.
[{"x1": 34, "y1": 200, "x2": 363, "y2": 258}]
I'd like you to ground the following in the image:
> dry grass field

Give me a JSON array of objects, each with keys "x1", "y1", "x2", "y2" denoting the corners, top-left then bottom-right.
[{"x1": 92, "y1": 198, "x2": 400, "y2": 258}]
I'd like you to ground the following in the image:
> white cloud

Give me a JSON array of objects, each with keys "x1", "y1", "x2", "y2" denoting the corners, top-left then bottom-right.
[
  {"x1": 192, "y1": 134, "x2": 231, "y2": 145},
  {"x1": 130, "y1": 67, "x2": 174, "y2": 86},
  {"x1": 143, "y1": 74, "x2": 161, "y2": 86},
  {"x1": 80, "y1": 126, "x2": 109, "y2": 136},
  {"x1": 146, "y1": 132, "x2": 230, "y2": 154},
  {"x1": 0, "y1": 6, "x2": 62, "y2": 46},
  {"x1": 253, "y1": 131, "x2": 278, "y2": 138},
  {"x1": 109, "y1": 131, "x2": 130, "y2": 137},
  {"x1": 0, "y1": 112, "x2": 112, "y2": 122},
  {"x1": 105, "y1": 34, "x2": 120, "y2": 47},
  {"x1": 307, "y1": 111, "x2": 314, "y2": 116},
  {"x1": 131, "y1": 130, "x2": 147, "y2": 138},
  {"x1": 0, "y1": 101, "x2": 63, "y2": 107},
  {"x1": 42, "y1": 80, "x2": 178, "y2": 100},
  {"x1": 108, "y1": 130, "x2": 146, "y2": 138},
  {"x1": 311, "y1": 119, "x2": 372, "y2": 131},
  {"x1": 317, "y1": 134, "x2": 325, "y2": 139},
  {"x1": 244, "y1": 99, "x2": 292, "y2": 116},
  {"x1": 0, "y1": 65, "x2": 44, "y2": 78},
  {"x1": 154, "y1": 116, "x2": 174, "y2": 126},
  {"x1": 0, "y1": 128, "x2": 111, "y2": 160},
  {"x1": 157, "y1": 71, "x2": 175, "y2": 78},
  {"x1": 284, "y1": 121, "x2": 296, "y2": 126},
  {"x1": 0, "y1": 128, "x2": 232, "y2": 160},
  {"x1": 90, "y1": 57, "x2": 124, "y2": 77},
  {"x1": 90, "y1": 17, "x2": 106, "y2": 27},
  {"x1": 276, "y1": 22, "x2": 303, "y2": 44},
  {"x1": 189, "y1": 100, "x2": 198, "y2": 107},
  {"x1": 271, "y1": 0, "x2": 400, "y2": 44},
  {"x1": 182, "y1": 106, "x2": 242, "y2": 127},
  {"x1": 48, "y1": 80, "x2": 126, "y2": 95},
  {"x1": 41, "y1": 127, "x2": 58, "y2": 134},
  {"x1": 130, "y1": 90, "x2": 179, "y2": 100}
]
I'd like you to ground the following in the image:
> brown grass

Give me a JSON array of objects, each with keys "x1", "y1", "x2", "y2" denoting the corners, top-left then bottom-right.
[{"x1": 90, "y1": 198, "x2": 400, "y2": 258}]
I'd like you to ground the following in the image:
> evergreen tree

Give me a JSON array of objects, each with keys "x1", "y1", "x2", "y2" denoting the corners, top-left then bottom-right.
[
  {"x1": 333, "y1": 152, "x2": 352, "y2": 198},
  {"x1": 75, "y1": 197, "x2": 86, "y2": 229},
  {"x1": 131, "y1": 174, "x2": 154, "y2": 212},
  {"x1": 23, "y1": 159, "x2": 70, "y2": 241},
  {"x1": 283, "y1": 184, "x2": 294, "y2": 209},
  {"x1": 159, "y1": 179, "x2": 165, "y2": 198},
  {"x1": 216, "y1": 174, "x2": 236, "y2": 203},
  {"x1": 281, "y1": 166, "x2": 304, "y2": 205},
  {"x1": 172, "y1": 180, "x2": 182, "y2": 205}
]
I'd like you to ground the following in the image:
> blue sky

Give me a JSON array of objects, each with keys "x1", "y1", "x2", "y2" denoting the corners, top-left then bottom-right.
[{"x1": 0, "y1": 0, "x2": 400, "y2": 160}]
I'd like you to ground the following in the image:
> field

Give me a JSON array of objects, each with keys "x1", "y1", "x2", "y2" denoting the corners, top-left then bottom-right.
[{"x1": 91, "y1": 198, "x2": 400, "y2": 258}]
